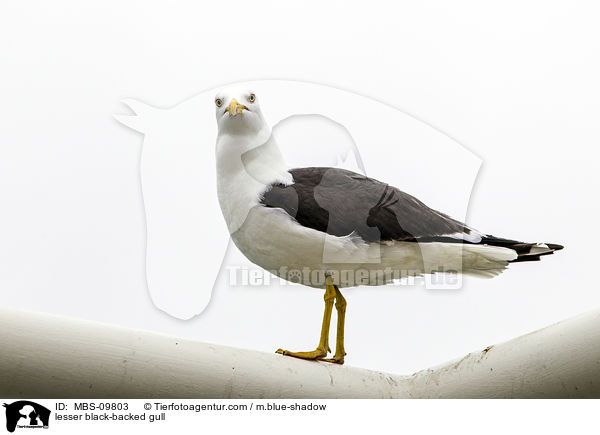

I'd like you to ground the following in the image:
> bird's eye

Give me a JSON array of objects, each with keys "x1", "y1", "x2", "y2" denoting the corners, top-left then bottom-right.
[
  {"x1": 248, "y1": 93, "x2": 256, "y2": 103},
  {"x1": 215, "y1": 98, "x2": 223, "y2": 107}
]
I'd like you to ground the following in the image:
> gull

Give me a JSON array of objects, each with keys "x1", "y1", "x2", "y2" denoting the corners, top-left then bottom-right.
[{"x1": 215, "y1": 87, "x2": 563, "y2": 364}]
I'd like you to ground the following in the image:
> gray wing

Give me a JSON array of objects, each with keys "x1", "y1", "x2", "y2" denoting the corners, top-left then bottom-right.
[{"x1": 259, "y1": 167, "x2": 472, "y2": 243}]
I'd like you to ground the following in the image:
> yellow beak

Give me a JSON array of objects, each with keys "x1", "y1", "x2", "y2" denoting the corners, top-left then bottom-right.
[{"x1": 225, "y1": 98, "x2": 248, "y2": 116}]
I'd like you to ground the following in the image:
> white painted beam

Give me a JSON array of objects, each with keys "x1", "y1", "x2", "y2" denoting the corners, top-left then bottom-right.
[
  {"x1": 0, "y1": 306, "x2": 408, "y2": 398},
  {"x1": 1, "y1": 306, "x2": 599, "y2": 398}
]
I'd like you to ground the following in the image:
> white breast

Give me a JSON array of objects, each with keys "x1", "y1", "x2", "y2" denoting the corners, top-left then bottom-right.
[{"x1": 216, "y1": 129, "x2": 292, "y2": 235}]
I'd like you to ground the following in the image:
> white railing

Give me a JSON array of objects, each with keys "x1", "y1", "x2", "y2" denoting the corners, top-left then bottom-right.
[{"x1": 1, "y1": 306, "x2": 599, "y2": 398}]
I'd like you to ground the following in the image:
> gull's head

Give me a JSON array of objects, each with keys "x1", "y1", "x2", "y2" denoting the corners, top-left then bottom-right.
[{"x1": 215, "y1": 87, "x2": 267, "y2": 136}]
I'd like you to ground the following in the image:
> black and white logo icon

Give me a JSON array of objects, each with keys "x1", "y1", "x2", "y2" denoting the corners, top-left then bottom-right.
[{"x1": 3, "y1": 401, "x2": 50, "y2": 433}]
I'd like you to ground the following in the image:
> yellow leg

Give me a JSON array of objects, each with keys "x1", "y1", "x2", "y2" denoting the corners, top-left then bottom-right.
[
  {"x1": 276, "y1": 278, "x2": 335, "y2": 360},
  {"x1": 319, "y1": 285, "x2": 346, "y2": 364}
]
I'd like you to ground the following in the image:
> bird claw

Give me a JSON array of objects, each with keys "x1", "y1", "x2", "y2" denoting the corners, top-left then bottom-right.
[
  {"x1": 276, "y1": 348, "x2": 344, "y2": 364},
  {"x1": 317, "y1": 356, "x2": 345, "y2": 365},
  {"x1": 275, "y1": 348, "x2": 328, "y2": 360}
]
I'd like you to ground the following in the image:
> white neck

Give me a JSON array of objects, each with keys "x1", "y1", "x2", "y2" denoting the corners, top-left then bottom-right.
[{"x1": 216, "y1": 124, "x2": 292, "y2": 234}]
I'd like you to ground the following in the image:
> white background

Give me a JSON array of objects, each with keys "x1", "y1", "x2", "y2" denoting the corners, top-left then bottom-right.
[{"x1": 1, "y1": 1, "x2": 599, "y2": 376}]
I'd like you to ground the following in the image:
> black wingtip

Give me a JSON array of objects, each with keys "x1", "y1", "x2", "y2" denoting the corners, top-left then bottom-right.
[
  {"x1": 547, "y1": 243, "x2": 564, "y2": 251},
  {"x1": 508, "y1": 242, "x2": 564, "y2": 263}
]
